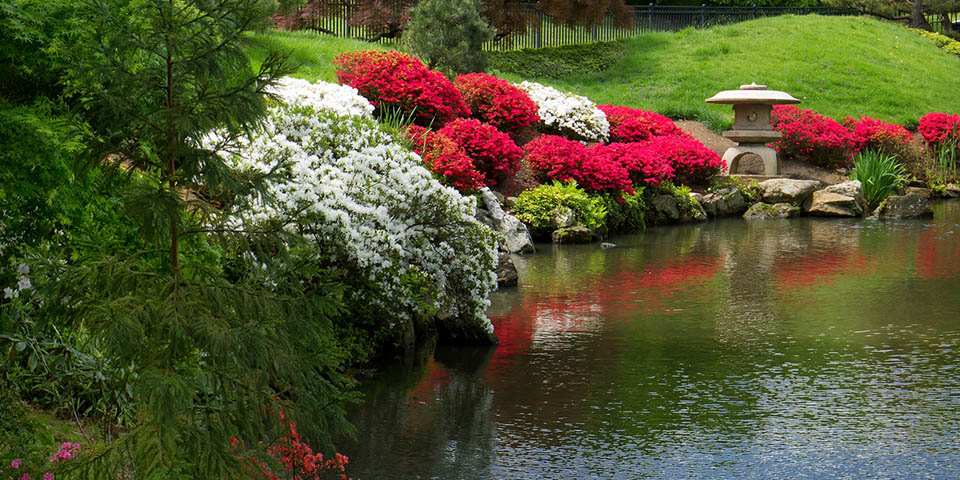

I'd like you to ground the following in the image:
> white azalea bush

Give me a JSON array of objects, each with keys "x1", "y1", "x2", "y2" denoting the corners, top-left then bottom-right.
[
  {"x1": 218, "y1": 103, "x2": 499, "y2": 343},
  {"x1": 516, "y1": 81, "x2": 610, "y2": 143},
  {"x1": 267, "y1": 76, "x2": 374, "y2": 118}
]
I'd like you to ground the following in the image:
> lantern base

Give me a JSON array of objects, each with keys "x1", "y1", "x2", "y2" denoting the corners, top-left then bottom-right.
[{"x1": 722, "y1": 144, "x2": 779, "y2": 176}]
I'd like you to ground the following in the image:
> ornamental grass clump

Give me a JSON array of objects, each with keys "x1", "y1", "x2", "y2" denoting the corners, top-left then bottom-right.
[
  {"x1": 437, "y1": 118, "x2": 523, "y2": 187},
  {"x1": 515, "y1": 81, "x2": 609, "y2": 142},
  {"x1": 598, "y1": 104, "x2": 684, "y2": 143},
  {"x1": 524, "y1": 134, "x2": 632, "y2": 195},
  {"x1": 220, "y1": 104, "x2": 499, "y2": 341},
  {"x1": 850, "y1": 149, "x2": 905, "y2": 209},
  {"x1": 334, "y1": 50, "x2": 470, "y2": 126},
  {"x1": 454, "y1": 72, "x2": 540, "y2": 137},
  {"x1": 771, "y1": 105, "x2": 857, "y2": 168}
]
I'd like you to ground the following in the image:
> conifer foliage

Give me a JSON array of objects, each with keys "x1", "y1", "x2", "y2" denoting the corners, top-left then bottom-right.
[{"x1": 402, "y1": 0, "x2": 495, "y2": 78}]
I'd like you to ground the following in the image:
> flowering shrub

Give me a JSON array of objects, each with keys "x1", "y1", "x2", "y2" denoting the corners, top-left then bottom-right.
[
  {"x1": 268, "y1": 76, "x2": 374, "y2": 118},
  {"x1": 598, "y1": 104, "x2": 683, "y2": 142},
  {"x1": 453, "y1": 73, "x2": 540, "y2": 137},
  {"x1": 217, "y1": 104, "x2": 498, "y2": 339},
  {"x1": 231, "y1": 413, "x2": 352, "y2": 480},
  {"x1": 515, "y1": 81, "x2": 609, "y2": 142},
  {"x1": 918, "y1": 112, "x2": 960, "y2": 146},
  {"x1": 842, "y1": 115, "x2": 913, "y2": 157},
  {"x1": 770, "y1": 105, "x2": 857, "y2": 168},
  {"x1": 588, "y1": 142, "x2": 674, "y2": 187},
  {"x1": 639, "y1": 135, "x2": 724, "y2": 186},
  {"x1": 334, "y1": 50, "x2": 470, "y2": 126},
  {"x1": 437, "y1": 118, "x2": 523, "y2": 187},
  {"x1": 404, "y1": 125, "x2": 485, "y2": 193},
  {"x1": 4, "y1": 442, "x2": 81, "y2": 480},
  {"x1": 523, "y1": 134, "x2": 632, "y2": 194}
]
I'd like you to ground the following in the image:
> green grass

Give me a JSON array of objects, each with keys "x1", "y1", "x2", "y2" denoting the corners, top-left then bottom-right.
[
  {"x1": 243, "y1": 29, "x2": 387, "y2": 83},
  {"x1": 248, "y1": 16, "x2": 960, "y2": 132},
  {"x1": 491, "y1": 15, "x2": 960, "y2": 131}
]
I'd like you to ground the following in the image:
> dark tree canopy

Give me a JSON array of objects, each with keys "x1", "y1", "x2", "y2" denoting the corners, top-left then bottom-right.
[{"x1": 825, "y1": 0, "x2": 960, "y2": 30}]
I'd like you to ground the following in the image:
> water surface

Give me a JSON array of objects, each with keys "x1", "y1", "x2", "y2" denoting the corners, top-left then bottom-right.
[{"x1": 340, "y1": 201, "x2": 960, "y2": 479}]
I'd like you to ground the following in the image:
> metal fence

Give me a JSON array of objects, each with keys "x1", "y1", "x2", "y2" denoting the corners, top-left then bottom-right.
[{"x1": 291, "y1": 3, "x2": 859, "y2": 51}]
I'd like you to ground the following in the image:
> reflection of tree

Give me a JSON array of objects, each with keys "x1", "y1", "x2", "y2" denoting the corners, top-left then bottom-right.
[{"x1": 339, "y1": 345, "x2": 498, "y2": 479}]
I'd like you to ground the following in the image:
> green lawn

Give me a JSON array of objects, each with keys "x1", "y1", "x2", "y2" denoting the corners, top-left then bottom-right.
[
  {"x1": 248, "y1": 15, "x2": 960, "y2": 130},
  {"x1": 492, "y1": 15, "x2": 960, "y2": 130}
]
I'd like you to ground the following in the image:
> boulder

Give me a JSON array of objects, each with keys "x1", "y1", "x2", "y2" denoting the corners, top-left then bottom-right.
[
  {"x1": 651, "y1": 194, "x2": 681, "y2": 221},
  {"x1": 552, "y1": 226, "x2": 595, "y2": 244},
  {"x1": 743, "y1": 202, "x2": 801, "y2": 219},
  {"x1": 806, "y1": 190, "x2": 864, "y2": 217},
  {"x1": 945, "y1": 183, "x2": 960, "y2": 198},
  {"x1": 756, "y1": 178, "x2": 821, "y2": 204},
  {"x1": 495, "y1": 252, "x2": 519, "y2": 288},
  {"x1": 552, "y1": 206, "x2": 578, "y2": 229},
  {"x1": 874, "y1": 193, "x2": 934, "y2": 219},
  {"x1": 478, "y1": 187, "x2": 535, "y2": 254},
  {"x1": 699, "y1": 187, "x2": 748, "y2": 218},
  {"x1": 904, "y1": 186, "x2": 934, "y2": 199},
  {"x1": 649, "y1": 194, "x2": 708, "y2": 224}
]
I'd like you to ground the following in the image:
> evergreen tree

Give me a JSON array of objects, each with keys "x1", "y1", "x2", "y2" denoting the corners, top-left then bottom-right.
[
  {"x1": 52, "y1": 0, "x2": 354, "y2": 477},
  {"x1": 403, "y1": 0, "x2": 495, "y2": 78}
]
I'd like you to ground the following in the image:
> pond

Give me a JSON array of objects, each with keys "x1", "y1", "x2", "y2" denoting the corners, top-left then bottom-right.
[{"x1": 338, "y1": 201, "x2": 960, "y2": 479}]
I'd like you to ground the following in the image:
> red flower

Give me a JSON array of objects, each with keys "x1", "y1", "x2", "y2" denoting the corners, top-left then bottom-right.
[
  {"x1": 637, "y1": 134, "x2": 723, "y2": 186},
  {"x1": 770, "y1": 105, "x2": 857, "y2": 168},
  {"x1": 334, "y1": 50, "x2": 470, "y2": 126},
  {"x1": 404, "y1": 125, "x2": 485, "y2": 193},
  {"x1": 454, "y1": 73, "x2": 540, "y2": 137},
  {"x1": 589, "y1": 141, "x2": 674, "y2": 187},
  {"x1": 598, "y1": 104, "x2": 684, "y2": 143},
  {"x1": 437, "y1": 118, "x2": 523, "y2": 187},
  {"x1": 918, "y1": 112, "x2": 960, "y2": 146},
  {"x1": 525, "y1": 134, "x2": 633, "y2": 194}
]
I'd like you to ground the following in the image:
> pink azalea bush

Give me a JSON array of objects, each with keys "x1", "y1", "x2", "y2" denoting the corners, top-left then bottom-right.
[
  {"x1": 404, "y1": 125, "x2": 485, "y2": 193},
  {"x1": 918, "y1": 112, "x2": 960, "y2": 146},
  {"x1": 523, "y1": 134, "x2": 633, "y2": 194},
  {"x1": 333, "y1": 50, "x2": 470, "y2": 126},
  {"x1": 770, "y1": 105, "x2": 857, "y2": 168},
  {"x1": 842, "y1": 115, "x2": 913, "y2": 155},
  {"x1": 437, "y1": 118, "x2": 523, "y2": 187},
  {"x1": 4, "y1": 442, "x2": 81, "y2": 480},
  {"x1": 640, "y1": 134, "x2": 724, "y2": 186},
  {"x1": 598, "y1": 104, "x2": 684, "y2": 143},
  {"x1": 453, "y1": 73, "x2": 540, "y2": 137},
  {"x1": 588, "y1": 142, "x2": 674, "y2": 187}
]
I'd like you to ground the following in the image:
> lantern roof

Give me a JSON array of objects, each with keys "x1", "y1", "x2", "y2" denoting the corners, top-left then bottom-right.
[{"x1": 705, "y1": 83, "x2": 800, "y2": 105}]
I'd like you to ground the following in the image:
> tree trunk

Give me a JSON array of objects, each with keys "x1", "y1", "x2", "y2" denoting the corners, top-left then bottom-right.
[{"x1": 910, "y1": 0, "x2": 933, "y2": 30}]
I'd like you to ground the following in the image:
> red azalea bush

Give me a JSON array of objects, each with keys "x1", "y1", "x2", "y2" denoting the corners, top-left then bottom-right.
[
  {"x1": 437, "y1": 118, "x2": 523, "y2": 187},
  {"x1": 598, "y1": 104, "x2": 684, "y2": 143},
  {"x1": 404, "y1": 125, "x2": 485, "y2": 193},
  {"x1": 453, "y1": 73, "x2": 540, "y2": 137},
  {"x1": 589, "y1": 142, "x2": 674, "y2": 187},
  {"x1": 918, "y1": 112, "x2": 960, "y2": 146},
  {"x1": 640, "y1": 135, "x2": 724, "y2": 186},
  {"x1": 230, "y1": 412, "x2": 352, "y2": 480},
  {"x1": 524, "y1": 134, "x2": 632, "y2": 194},
  {"x1": 842, "y1": 115, "x2": 913, "y2": 156},
  {"x1": 334, "y1": 50, "x2": 470, "y2": 126},
  {"x1": 770, "y1": 105, "x2": 857, "y2": 168}
]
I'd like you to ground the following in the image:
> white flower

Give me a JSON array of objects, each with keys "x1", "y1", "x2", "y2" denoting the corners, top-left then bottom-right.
[
  {"x1": 2, "y1": 287, "x2": 14, "y2": 299},
  {"x1": 267, "y1": 76, "x2": 374, "y2": 118},
  {"x1": 515, "y1": 81, "x2": 609, "y2": 142},
  {"x1": 17, "y1": 276, "x2": 31, "y2": 291},
  {"x1": 16, "y1": 263, "x2": 29, "y2": 275}
]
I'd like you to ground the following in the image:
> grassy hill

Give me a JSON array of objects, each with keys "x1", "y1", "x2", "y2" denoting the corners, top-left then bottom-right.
[{"x1": 247, "y1": 15, "x2": 960, "y2": 130}]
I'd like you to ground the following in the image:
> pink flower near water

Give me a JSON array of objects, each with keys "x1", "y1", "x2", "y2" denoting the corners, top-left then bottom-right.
[
  {"x1": 49, "y1": 442, "x2": 80, "y2": 462},
  {"x1": 43, "y1": 473, "x2": 53, "y2": 480},
  {"x1": 11, "y1": 459, "x2": 21, "y2": 469}
]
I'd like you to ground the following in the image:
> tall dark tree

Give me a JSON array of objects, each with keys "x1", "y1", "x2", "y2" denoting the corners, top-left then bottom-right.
[
  {"x1": 825, "y1": 0, "x2": 960, "y2": 31},
  {"x1": 54, "y1": 0, "x2": 354, "y2": 476}
]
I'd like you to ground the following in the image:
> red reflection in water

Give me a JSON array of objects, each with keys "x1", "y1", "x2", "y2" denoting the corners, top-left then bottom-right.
[
  {"x1": 774, "y1": 250, "x2": 872, "y2": 290},
  {"x1": 917, "y1": 226, "x2": 960, "y2": 280}
]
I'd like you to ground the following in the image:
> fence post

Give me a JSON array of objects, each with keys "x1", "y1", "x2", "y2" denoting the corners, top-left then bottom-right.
[
  {"x1": 701, "y1": 4, "x2": 706, "y2": 28},
  {"x1": 649, "y1": 3, "x2": 654, "y2": 33},
  {"x1": 753, "y1": 3, "x2": 758, "y2": 18},
  {"x1": 800, "y1": 4, "x2": 805, "y2": 16}
]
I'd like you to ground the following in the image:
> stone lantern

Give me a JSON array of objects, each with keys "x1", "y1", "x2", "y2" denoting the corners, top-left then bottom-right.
[{"x1": 705, "y1": 83, "x2": 800, "y2": 176}]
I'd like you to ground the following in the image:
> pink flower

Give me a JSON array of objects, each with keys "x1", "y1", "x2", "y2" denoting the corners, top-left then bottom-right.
[
  {"x1": 11, "y1": 459, "x2": 21, "y2": 469},
  {"x1": 19, "y1": 474, "x2": 30, "y2": 480},
  {"x1": 44, "y1": 473, "x2": 54, "y2": 480}
]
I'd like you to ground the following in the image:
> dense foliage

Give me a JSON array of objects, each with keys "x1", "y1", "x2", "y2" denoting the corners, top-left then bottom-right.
[
  {"x1": 524, "y1": 135, "x2": 633, "y2": 194},
  {"x1": 918, "y1": 112, "x2": 960, "y2": 146},
  {"x1": 454, "y1": 72, "x2": 540, "y2": 137},
  {"x1": 488, "y1": 41, "x2": 626, "y2": 79},
  {"x1": 516, "y1": 80, "x2": 610, "y2": 142},
  {"x1": 402, "y1": 0, "x2": 494, "y2": 78},
  {"x1": 640, "y1": 134, "x2": 724, "y2": 186},
  {"x1": 334, "y1": 50, "x2": 470, "y2": 125},
  {"x1": 843, "y1": 114, "x2": 913, "y2": 157},
  {"x1": 405, "y1": 125, "x2": 486, "y2": 193},
  {"x1": 589, "y1": 141, "x2": 674, "y2": 187},
  {"x1": 850, "y1": 149, "x2": 906, "y2": 209},
  {"x1": 437, "y1": 118, "x2": 524, "y2": 187},
  {"x1": 771, "y1": 105, "x2": 857, "y2": 168},
  {"x1": 512, "y1": 180, "x2": 607, "y2": 236}
]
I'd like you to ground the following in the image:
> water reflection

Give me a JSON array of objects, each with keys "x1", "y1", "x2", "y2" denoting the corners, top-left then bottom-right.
[{"x1": 340, "y1": 201, "x2": 960, "y2": 479}]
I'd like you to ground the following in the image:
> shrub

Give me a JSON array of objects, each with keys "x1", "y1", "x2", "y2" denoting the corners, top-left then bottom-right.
[
  {"x1": 220, "y1": 104, "x2": 499, "y2": 342},
  {"x1": 770, "y1": 105, "x2": 857, "y2": 168},
  {"x1": 437, "y1": 118, "x2": 523, "y2": 187},
  {"x1": 267, "y1": 76, "x2": 374, "y2": 118},
  {"x1": 404, "y1": 125, "x2": 485, "y2": 193},
  {"x1": 515, "y1": 81, "x2": 609, "y2": 142},
  {"x1": 402, "y1": 0, "x2": 494, "y2": 79},
  {"x1": 918, "y1": 112, "x2": 960, "y2": 146},
  {"x1": 334, "y1": 50, "x2": 470, "y2": 126},
  {"x1": 523, "y1": 134, "x2": 632, "y2": 195},
  {"x1": 598, "y1": 104, "x2": 684, "y2": 143},
  {"x1": 843, "y1": 115, "x2": 913, "y2": 157},
  {"x1": 588, "y1": 141, "x2": 674, "y2": 187},
  {"x1": 453, "y1": 72, "x2": 540, "y2": 137},
  {"x1": 639, "y1": 134, "x2": 724, "y2": 186},
  {"x1": 594, "y1": 188, "x2": 646, "y2": 234},
  {"x1": 488, "y1": 41, "x2": 626, "y2": 79},
  {"x1": 850, "y1": 149, "x2": 905, "y2": 209},
  {"x1": 908, "y1": 27, "x2": 960, "y2": 57},
  {"x1": 512, "y1": 180, "x2": 607, "y2": 236}
]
